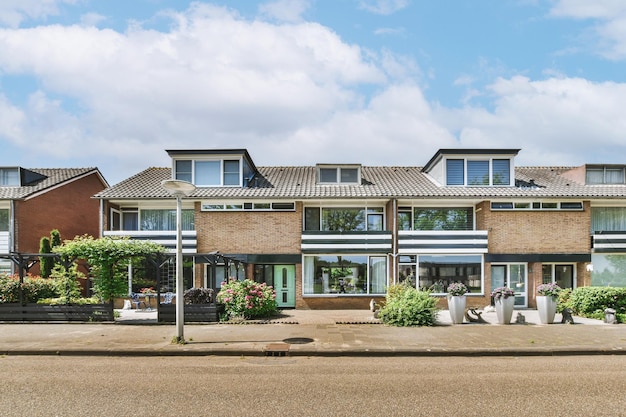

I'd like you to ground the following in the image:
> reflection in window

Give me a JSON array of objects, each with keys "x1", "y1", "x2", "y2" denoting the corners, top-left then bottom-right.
[
  {"x1": 418, "y1": 255, "x2": 482, "y2": 294},
  {"x1": 140, "y1": 209, "x2": 195, "y2": 231},
  {"x1": 303, "y1": 255, "x2": 386, "y2": 295}
]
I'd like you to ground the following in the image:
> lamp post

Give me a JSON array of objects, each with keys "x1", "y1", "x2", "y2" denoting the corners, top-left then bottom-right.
[{"x1": 161, "y1": 179, "x2": 196, "y2": 343}]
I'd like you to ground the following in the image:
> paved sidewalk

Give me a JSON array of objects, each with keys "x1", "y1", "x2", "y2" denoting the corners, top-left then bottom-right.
[{"x1": 0, "y1": 309, "x2": 624, "y2": 357}]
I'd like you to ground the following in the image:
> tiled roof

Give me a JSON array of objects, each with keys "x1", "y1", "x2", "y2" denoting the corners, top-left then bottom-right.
[
  {"x1": 0, "y1": 168, "x2": 101, "y2": 200},
  {"x1": 94, "y1": 165, "x2": 626, "y2": 201}
]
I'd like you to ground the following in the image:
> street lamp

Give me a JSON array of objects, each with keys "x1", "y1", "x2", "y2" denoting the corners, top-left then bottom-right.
[{"x1": 161, "y1": 179, "x2": 196, "y2": 343}]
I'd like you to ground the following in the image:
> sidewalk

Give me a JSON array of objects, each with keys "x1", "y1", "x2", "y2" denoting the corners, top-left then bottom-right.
[{"x1": 0, "y1": 309, "x2": 624, "y2": 357}]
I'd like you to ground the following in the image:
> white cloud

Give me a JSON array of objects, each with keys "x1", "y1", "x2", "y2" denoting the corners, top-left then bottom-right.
[
  {"x1": 549, "y1": 0, "x2": 626, "y2": 60},
  {"x1": 437, "y1": 75, "x2": 626, "y2": 166},
  {"x1": 0, "y1": 0, "x2": 77, "y2": 28},
  {"x1": 259, "y1": 0, "x2": 311, "y2": 22},
  {"x1": 358, "y1": 0, "x2": 409, "y2": 16}
]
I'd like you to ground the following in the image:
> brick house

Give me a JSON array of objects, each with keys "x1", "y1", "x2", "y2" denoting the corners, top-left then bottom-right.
[
  {"x1": 0, "y1": 167, "x2": 108, "y2": 275},
  {"x1": 94, "y1": 148, "x2": 626, "y2": 309}
]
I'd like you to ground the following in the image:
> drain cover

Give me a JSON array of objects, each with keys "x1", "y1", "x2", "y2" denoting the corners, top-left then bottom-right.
[{"x1": 282, "y1": 337, "x2": 314, "y2": 344}]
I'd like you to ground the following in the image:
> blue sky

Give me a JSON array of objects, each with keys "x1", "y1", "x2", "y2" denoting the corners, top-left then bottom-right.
[{"x1": 1, "y1": 0, "x2": 626, "y2": 185}]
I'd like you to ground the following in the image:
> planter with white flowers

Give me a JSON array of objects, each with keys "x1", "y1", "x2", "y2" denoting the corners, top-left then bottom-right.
[
  {"x1": 536, "y1": 283, "x2": 561, "y2": 324},
  {"x1": 446, "y1": 282, "x2": 468, "y2": 324},
  {"x1": 491, "y1": 287, "x2": 515, "y2": 324}
]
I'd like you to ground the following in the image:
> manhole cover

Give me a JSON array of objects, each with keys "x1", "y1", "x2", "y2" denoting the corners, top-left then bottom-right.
[{"x1": 282, "y1": 337, "x2": 314, "y2": 344}]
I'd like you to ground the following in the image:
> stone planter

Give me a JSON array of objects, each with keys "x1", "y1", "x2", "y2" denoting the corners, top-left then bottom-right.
[
  {"x1": 495, "y1": 296, "x2": 515, "y2": 324},
  {"x1": 536, "y1": 295, "x2": 557, "y2": 324},
  {"x1": 447, "y1": 295, "x2": 466, "y2": 324}
]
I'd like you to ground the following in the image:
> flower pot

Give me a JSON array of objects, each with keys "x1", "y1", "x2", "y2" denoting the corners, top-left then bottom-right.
[
  {"x1": 536, "y1": 295, "x2": 557, "y2": 324},
  {"x1": 495, "y1": 296, "x2": 515, "y2": 324},
  {"x1": 447, "y1": 295, "x2": 466, "y2": 324}
]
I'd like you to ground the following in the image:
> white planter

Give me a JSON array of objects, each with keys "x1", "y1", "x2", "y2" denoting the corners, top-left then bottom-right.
[
  {"x1": 447, "y1": 295, "x2": 466, "y2": 324},
  {"x1": 495, "y1": 296, "x2": 515, "y2": 324},
  {"x1": 536, "y1": 295, "x2": 557, "y2": 324}
]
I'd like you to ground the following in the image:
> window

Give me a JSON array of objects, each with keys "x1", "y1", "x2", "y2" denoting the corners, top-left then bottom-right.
[
  {"x1": 542, "y1": 264, "x2": 575, "y2": 289},
  {"x1": 413, "y1": 208, "x2": 473, "y2": 231},
  {"x1": 140, "y1": 209, "x2": 194, "y2": 231},
  {"x1": 586, "y1": 166, "x2": 626, "y2": 184},
  {"x1": 303, "y1": 255, "x2": 386, "y2": 295},
  {"x1": 417, "y1": 255, "x2": 482, "y2": 294},
  {"x1": 491, "y1": 201, "x2": 583, "y2": 211},
  {"x1": 122, "y1": 211, "x2": 139, "y2": 231},
  {"x1": 0, "y1": 209, "x2": 8, "y2": 231},
  {"x1": 0, "y1": 168, "x2": 19, "y2": 186},
  {"x1": 591, "y1": 254, "x2": 626, "y2": 287},
  {"x1": 175, "y1": 159, "x2": 242, "y2": 186},
  {"x1": 200, "y1": 201, "x2": 295, "y2": 211},
  {"x1": 446, "y1": 158, "x2": 512, "y2": 186},
  {"x1": 591, "y1": 207, "x2": 626, "y2": 232},
  {"x1": 318, "y1": 166, "x2": 360, "y2": 184},
  {"x1": 491, "y1": 264, "x2": 527, "y2": 307},
  {"x1": 398, "y1": 207, "x2": 412, "y2": 231},
  {"x1": 304, "y1": 207, "x2": 385, "y2": 232}
]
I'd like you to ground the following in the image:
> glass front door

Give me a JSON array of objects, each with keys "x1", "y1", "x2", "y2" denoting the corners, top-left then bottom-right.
[
  {"x1": 491, "y1": 264, "x2": 527, "y2": 307},
  {"x1": 274, "y1": 265, "x2": 296, "y2": 308}
]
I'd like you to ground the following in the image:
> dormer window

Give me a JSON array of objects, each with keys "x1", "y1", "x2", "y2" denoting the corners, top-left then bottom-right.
[
  {"x1": 167, "y1": 149, "x2": 258, "y2": 188},
  {"x1": 317, "y1": 164, "x2": 360, "y2": 184},
  {"x1": 0, "y1": 168, "x2": 19, "y2": 186},
  {"x1": 586, "y1": 166, "x2": 625, "y2": 185},
  {"x1": 423, "y1": 149, "x2": 518, "y2": 187}
]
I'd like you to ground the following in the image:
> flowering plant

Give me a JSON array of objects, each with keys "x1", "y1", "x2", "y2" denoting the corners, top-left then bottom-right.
[
  {"x1": 140, "y1": 287, "x2": 156, "y2": 294},
  {"x1": 446, "y1": 282, "x2": 468, "y2": 296},
  {"x1": 216, "y1": 279, "x2": 277, "y2": 320},
  {"x1": 491, "y1": 286, "x2": 515, "y2": 300},
  {"x1": 537, "y1": 282, "x2": 561, "y2": 298}
]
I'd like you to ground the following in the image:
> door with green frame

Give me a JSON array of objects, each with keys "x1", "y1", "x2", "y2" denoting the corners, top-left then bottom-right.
[{"x1": 274, "y1": 265, "x2": 296, "y2": 308}]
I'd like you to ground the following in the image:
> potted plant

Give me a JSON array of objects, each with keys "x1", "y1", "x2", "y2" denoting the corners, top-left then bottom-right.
[
  {"x1": 446, "y1": 282, "x2": 468, "y2": 324},
  {"x1": 491, "y1": 287, "x2": 515, "y2": 324},
  {"x1": 536, "y1": 283, "x2": 561, "y2": 324}
]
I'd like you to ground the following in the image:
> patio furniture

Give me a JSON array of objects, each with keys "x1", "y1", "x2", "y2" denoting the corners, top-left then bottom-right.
[{"x1": 130, "y1": 293, "x2": 146, "y2": 310}]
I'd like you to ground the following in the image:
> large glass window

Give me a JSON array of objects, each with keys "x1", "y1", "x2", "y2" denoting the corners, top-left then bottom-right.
[
  {"x1": 587, "y1": 167, "x2": 626, "y2": 184},
  {"x1": 305, "y1": 207, "x2": 384, "y2": 232},
  {"x1": 413, "y1": 208, "x2": 473, "y2": 231},
  {"x1": 542, "y1": 264, "x2": 575, "y2": 289},
  {"x1": 491, "y1": 264, "x2": 527, "y2": 307},
  {"x1": 446, "y1": 158, "x2": 512, "y2": 186},
  {"x1": 195, "y1": 161, "x2": 220, "y2": 186},
  {"x1": 303, "y1": 255, "x2": 387, "y2": 295},
  {"x1": 419, "y1": 255, "x2": 482, "y2": 294},
  {"x1": 0, "y1": 168, "x2": 19, "y2": 186},
  {"x1": 467, "y1": 160, "x2": 489, "y2": 185},
  {"x1": 591, "y1": 254, "x2": 626, "y2": 287},
  {"x1": 0, "y1": 209, "x2": 9, "y2": 232},
  {"x1": 591, "y1": 207, "x2": 626, "y2": 232},
  {"x1": 140, "y1": 209, "x2": 194, "y2": 231}
]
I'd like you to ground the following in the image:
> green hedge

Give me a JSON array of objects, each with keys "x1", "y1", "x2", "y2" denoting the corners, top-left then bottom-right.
[
  {"x1": 0, "y1": 274, "x2": 60, "y2": 303},
  {"x1": 561, "y1": 287, "x2": 626, "y2": 322}
]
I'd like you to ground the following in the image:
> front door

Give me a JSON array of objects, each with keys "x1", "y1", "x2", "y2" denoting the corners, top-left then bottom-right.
[
  {"x1": 491, "y1": 264, "x2": 527, "y2": 307},
  {"x1": 274, "y1": 265, "x2": 296, "y2": 308}
]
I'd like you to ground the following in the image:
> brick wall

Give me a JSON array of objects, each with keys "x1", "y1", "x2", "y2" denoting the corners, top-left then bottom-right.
[
  {"x1": 13, "y1": 172, "x2": 106, "y2": 276},
  {"x1": 194, "y1": 202, "x2": 302, "y2": 254},
  {"x1": 479, "y1": 201, "x2": 591, "y2": 254}
]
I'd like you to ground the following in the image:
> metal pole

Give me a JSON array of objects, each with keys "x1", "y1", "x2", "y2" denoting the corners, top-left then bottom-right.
[{"x1": 175, "y1": 194, "x2": 184, "y2": 342}]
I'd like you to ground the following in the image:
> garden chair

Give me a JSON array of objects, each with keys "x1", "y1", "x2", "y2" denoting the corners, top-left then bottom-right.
[{"x1": 130, "y1": 293, "x2": 146, "y2": 310}]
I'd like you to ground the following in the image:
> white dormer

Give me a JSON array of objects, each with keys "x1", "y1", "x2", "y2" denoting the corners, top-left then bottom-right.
[
  {"x1": 316, "y1": 164, "x2": 361, "y2": 184},
  {"x1": 422, "y1": 149, "x2": 519, "y2": 187},
  {"x1": 167, "y1": 149, "x2": 258, "y2": 188}
]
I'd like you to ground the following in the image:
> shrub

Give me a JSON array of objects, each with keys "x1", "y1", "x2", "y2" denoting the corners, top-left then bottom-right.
[
  {"x1": 0, "y1": 274, "x2": 59, "y2": 303},
  {"x1": 216, "y1": 279, "x2": 277, "y2": 320},
  {"x1": 184, "y1": 287, "x2": 214, "y2": 304},
  {"x1": 377, "y1": 284, "x2": 438, "y2": 327},
  {"x1": 557, "y1": 287, "x2": 573, "y2": 313},
  {"x1": 567, "y1": 287, "x2": 626, "y2": 321}
]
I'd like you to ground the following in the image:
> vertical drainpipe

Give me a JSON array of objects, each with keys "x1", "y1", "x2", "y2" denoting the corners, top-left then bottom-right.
[
  {"x1": 9, "y1": 200, "x2": 15, "y2": 274},
  {"x1": 99, "y1": 198, "x2": 104, "y2": 237},
  {"x1": 392, "y1": 198, "x2": 397, "y2": 285}
]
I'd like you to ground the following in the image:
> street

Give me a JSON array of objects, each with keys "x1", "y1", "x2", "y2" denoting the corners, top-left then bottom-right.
[{"x1": 1, "y1": 355, "x2": 625, "y2": 416}]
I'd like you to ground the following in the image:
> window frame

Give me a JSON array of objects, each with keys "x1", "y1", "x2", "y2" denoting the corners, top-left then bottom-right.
[
  {"x1": 445, "y1": 157, "x2": 512, "y2": 187},
  {"x1": 174, "y1": 158, "x2": 242, "y2": 187}
]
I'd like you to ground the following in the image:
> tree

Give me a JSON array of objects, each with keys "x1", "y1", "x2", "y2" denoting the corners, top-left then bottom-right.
[
  {"x1": 54, "y1": 235, "x2": 166, "y2": 302},
  {"x1": 39, "y1": 237, "x2": 54, "y2": 278}
]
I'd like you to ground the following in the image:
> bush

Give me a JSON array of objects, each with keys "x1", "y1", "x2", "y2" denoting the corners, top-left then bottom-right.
[
  {"x1": 377, "y1": 284, "x2": 438, "y2": 327},
  {"x1": 216, "y1": 279, "x2": 277, "y2": 320},
  {"x1": 0, "y1": 274, "x2": 59, "y2": 303},
  {"x1": 566, "y1": 287, "x2": 626, "y2": 322},
  {"x1": 184, "y1": 287, "x2": 214, "y2": 304}
]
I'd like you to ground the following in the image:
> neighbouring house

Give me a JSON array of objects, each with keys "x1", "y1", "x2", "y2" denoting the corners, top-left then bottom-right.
[
  {"x1": 0, "y1": 167, "x2": 109, "y2": 276},
  {"x1": 93, "y1": 148, "x2": 626, "y2": 310}
]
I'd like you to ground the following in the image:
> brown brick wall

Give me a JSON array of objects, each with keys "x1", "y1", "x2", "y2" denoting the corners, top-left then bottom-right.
[
  {"x1": 480, "y1": 201, "x2": 591, "y2": 254},
  {"x1": 194, "y1": 202, "x2": 302, "y2": 254},
  {"x1": 13, "y1": 172, "x2": 106, "y2": 276}
]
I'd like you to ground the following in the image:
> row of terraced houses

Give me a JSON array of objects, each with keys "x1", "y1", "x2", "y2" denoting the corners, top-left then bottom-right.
[{"x1": 2, "y1": 147, "x2": 626, "y2": 310}]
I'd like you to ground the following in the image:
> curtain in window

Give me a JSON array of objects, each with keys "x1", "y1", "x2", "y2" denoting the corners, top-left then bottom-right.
[
  {"x1": 591, "y1": 207, "x2": 626, "y2": 232},
  {"x1": 303, "y1": 257, "x2": 315, "y2": 293},
  {"x1": 141, "y1": 209, "x2": 194, "y2": 231},
  {"x1": 369, "y1": 257, "x2": 387, "y2": 294}
]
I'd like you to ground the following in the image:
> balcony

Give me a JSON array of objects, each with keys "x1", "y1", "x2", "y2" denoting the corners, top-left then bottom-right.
[
  {"x1": 103, "y1": 230, "x2": 197, "y2": 253},
  {"x1": 398, "y1": 230, "x2": 488, "y2": 254},
  {"x1": 301, "y1": 231, "x2": 392, "y2": 254},
  {"x1": 592, "y1": 232, "x2": 626, "y2": 253}
]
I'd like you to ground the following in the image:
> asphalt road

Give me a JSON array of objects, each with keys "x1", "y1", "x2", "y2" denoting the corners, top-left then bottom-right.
[{"x1": 1, "y1": 355, "x2": 625, "y2": 416}]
